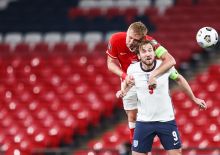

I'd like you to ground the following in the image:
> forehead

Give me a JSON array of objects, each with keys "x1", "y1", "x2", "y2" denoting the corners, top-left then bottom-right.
[
  {"x1": 141, "y1": 43, "x2": 153, "y2": 51},
  {"x1": 127, "y1": 29, "x2": 144, "y2": 39}
]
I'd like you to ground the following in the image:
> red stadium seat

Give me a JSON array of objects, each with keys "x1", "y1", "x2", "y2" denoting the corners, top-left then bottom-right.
[
  {"x1": 102, "y1": 131, "x2": 122, "y2": 149},
  {"x1": 98, "y1": 150, "x2": 120, "y2": 155},
  {"x1": 72, "y1": 42, "x2": 88, "y2": 54},
  {"x1": 68, "y1": 8, "x2": 87, "y2": 20},
  {"x1": 115, "y1": 123, "x2": 130, "y2": 142},
  {"x1": 106, "y1": 8, "x2": 121, "y2": 19},
  {"x1": 87, "y1": 8, "x2": 103, "y2": 19},
  {"x1": 14, "y1": 43, "x2": 30, "y2": 55},
  {"x1": 0, "y1": 43, "x2": 11, "y2": 56},
  {"x1": 87, "y1": 139, "x2": 104, "y2": 150},
  {"x1": 74, "y1": 150, "x2": 96, "y2": 155},
  {"x1": 32, "y1": 42, "x2": 49, "y2": 54},
  {"x1": 53, "y1": 42, "x2": 69, "y2": 54},
  {"x1": 92, "y1": 41, "x2": 108, "y2": 54}
]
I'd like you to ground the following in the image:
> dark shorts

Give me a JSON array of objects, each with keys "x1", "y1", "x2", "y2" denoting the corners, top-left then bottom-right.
[{"x1": 132, "y1": 120, "x2": 182, "y2": 153}]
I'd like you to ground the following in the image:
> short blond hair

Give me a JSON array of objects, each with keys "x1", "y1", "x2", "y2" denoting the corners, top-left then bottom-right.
[{"x1": 128, "y1": 21, "x2": 148, "y2": 36}]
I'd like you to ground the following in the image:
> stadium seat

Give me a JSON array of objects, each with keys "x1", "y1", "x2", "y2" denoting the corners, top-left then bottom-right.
[
  {"x1": 93, "y1": 41, "x2": 107, "y2": 54},
  {"x1": 63, "y1": 32, "x2": 83, "y2": 48},
  {"x1": 102, "y1": 131, "x2": 121, "y2": 149},
  {"x1": 14, "y1": 43, "x2": 30, "y2": 55},
  {"x1": 87, "y1": 139, "x2": 104, "y2": 150},
  {"x1": 115, "y1": 0, "x2": 133, "y2": 8},
  {"x1": 79, "y1": 0, "x2": 97, "y2": 8},
  {"x1": 72, "y1": 42, "x2": 88, "y2": 54},
  {"x1": 84, "y1": 31, "x2": 103, "y2": 51},
  {"x1": 53, "y1": 42, "x2": 69, "y2": 54},
  {"x1": 44, "y1": 32, "x2": 62, "y2": 49},
  {"x1": 0, "y1": 43, "x2": 11, "y2": 56},
  {"x1": 115, "y1": 123, "x2": 130, "y2": 142},
  {"x1": 32, "y1": 42, "x2": 49, "y2": 54},
  {"x1": 74, "y1": 150, "x2": 96, "y2": 155},
  {"x1": 133, "y1": 0, "x2": 152, "y2": 9},
  {"x1": 24, "y1": 32, "x2": 42, "y2": 47},
  {"x1": 4, "y1": 32, "x2": 23, "y2": 47},
  {"x1": 68, "y1": 8, "x2": 87, "y2": 20},
  {"x1": 97, "y1": 0, "x2": 114, "y2": 8}
]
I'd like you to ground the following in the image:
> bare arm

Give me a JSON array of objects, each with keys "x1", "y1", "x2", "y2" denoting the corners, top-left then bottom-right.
[
  {"x1": 107, "y1": 55, "x2": 135, "y2": 86},
  {"x1": 175, "y1": 74, "x2": 207, "y2": 109},
  {"x1": 107, "y1": 55, "x2": 124, "y2": 77},
  {"x1": 148, "y1": 52, "x2": 176, "y2": 88},
  {"x1": 152, "y1": 52, "x2": 176, "y2": 78}
]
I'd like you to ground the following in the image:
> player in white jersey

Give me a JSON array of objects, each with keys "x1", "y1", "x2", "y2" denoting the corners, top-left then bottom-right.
[{"x1": 116, "y1": 41, "x2": 207, "y2": 155}]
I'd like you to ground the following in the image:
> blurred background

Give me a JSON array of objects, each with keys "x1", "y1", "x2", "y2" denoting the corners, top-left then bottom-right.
[{"x1": 0, "y1": 0, "x2": 219, "y2": 155}]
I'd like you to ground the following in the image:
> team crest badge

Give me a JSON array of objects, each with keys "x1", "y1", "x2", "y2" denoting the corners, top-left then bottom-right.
[{"x1": 133, "y1": 140, "x2": 138, "y2": 147}]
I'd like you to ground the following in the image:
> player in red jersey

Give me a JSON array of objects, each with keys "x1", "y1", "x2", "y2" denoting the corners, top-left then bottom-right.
[{"x1": 106, "y1": 22, "x2": 176, "y2": 144}]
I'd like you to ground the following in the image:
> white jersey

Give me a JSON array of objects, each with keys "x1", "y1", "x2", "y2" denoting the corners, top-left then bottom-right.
[{"x1": 127, "y1": 60, "x2": 176, "y2": 122}]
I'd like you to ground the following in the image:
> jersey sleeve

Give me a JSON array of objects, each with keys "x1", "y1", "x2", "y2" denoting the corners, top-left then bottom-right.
[
  {"x1": 146, "y1": 35, "x2": 168, "y2": 59},
  {"x1": 169, "y1": 67, "x2": 179, "y2": 80},
  {"x1": 106, "y1": 34, "x2": 118, "y2": 59}
]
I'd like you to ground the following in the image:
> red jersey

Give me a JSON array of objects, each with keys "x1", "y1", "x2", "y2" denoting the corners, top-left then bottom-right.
[{"x1": 106, "y1": 32, "x2": 161, "y2": 72}]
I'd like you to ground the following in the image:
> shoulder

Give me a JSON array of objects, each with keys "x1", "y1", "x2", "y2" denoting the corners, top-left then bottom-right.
[
  {"x1": 127, "y1": 62, "x2": 140, "y2": 72},
  {"x1": 146, "y1": 35, "x2": 160, "y2": 48},
  {"x1": 110, "y1": 32, "x2": 126, "y2": 43},
  {"x1": 156, "y1": 60, "x2": 162, "y2": 66},
  {"x1": 145, "y1": 35, "x2": 154, "y2": 41}
]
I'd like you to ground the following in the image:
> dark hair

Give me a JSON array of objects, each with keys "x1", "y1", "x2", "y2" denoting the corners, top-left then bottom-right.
[{"x1": 135, "y1": 40, "x2": 153, "y2": 54}]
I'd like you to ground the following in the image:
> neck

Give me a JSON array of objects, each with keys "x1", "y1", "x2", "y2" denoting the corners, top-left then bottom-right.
[{"x1": 142, "y1": 63, "x2": 154, "y2": 70}]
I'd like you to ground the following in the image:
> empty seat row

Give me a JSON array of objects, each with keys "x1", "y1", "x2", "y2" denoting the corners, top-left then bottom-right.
[
  {"x1": 0, "y1": 31, "x2": 111, "y2": 46},
  {"x1": 0, "y1": 41, "x2": 108, "y2": 55},
  {"x1": 78, "y1": 0, "x2": 174, "y2": 10}
]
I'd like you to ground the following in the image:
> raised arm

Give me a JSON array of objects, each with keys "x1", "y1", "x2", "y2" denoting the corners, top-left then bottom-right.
[
  {"x1": 148, "y1": 36, "x2": 176, "y2": 87},
  {"x1": 152, "y1": 51, "x2": 176, "y2": 78},
  {"x1": 107, "y1": 55, "x2": 124, "y2": 77},
  {"x1": 174, "y1": 74, "x2": 207, "y2": 110}
]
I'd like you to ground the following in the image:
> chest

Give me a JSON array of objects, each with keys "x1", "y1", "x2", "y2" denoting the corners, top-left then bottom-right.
[{"x1": 134, "y1": 72, "x2": 169, "y2": 89}]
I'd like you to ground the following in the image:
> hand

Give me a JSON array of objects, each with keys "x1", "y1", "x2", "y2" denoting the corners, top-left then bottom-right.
[
  {"x1": 125, "y1": 75, "x2": 135, "y2": 87},
  {"x1": 116, "y1": 90, "x2": 126, "y2": 98},
  {"x1": 193, "y1": 97, "x2": 207, "y2": 110},
  {"x1": 148, "y1": 75, "x2": 157, "y2": 89}
]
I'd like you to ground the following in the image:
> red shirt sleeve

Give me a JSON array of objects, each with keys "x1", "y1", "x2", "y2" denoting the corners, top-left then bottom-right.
[
  {"x1": 106, "y1": 34, "x2": 118, "y2": 59},
  {"x1": 146, "y1": 35, "x2": 161, "y2": 50}
]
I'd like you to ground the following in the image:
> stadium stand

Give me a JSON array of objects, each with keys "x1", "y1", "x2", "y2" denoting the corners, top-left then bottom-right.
[{"x1": 0, "y1": 0, "x2": 219, "y2": 155}]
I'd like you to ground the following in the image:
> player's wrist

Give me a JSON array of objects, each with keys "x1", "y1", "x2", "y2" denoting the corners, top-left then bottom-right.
[{"x1": 121, "y1": 72, "x2": 127, "y2": 81}]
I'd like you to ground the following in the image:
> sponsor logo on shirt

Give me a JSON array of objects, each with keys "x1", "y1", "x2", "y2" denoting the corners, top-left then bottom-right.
[
  {"x1": 119, "y1": 52, "x2": 127, "y2": 55},
  {"x1": 133, "y1": 140, "x2": 138, "y2": 147}
]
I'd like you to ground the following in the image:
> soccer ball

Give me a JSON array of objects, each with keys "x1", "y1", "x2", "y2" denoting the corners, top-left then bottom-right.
[{"x1": 196, "y1": 27, "x2": 218, "y2": 48}]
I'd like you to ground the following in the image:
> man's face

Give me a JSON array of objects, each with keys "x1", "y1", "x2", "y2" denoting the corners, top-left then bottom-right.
[
  {"x1": 139, "y1": 43, "x2": 155, "y2": 66},
  {"x1": 126, "y1": 29, "x2": 144, "y2": 52}
]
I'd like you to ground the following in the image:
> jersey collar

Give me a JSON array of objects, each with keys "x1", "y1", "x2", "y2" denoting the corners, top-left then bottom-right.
[{"x1": 140, "y1": 60, "x2": 157, "y2": 72}]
